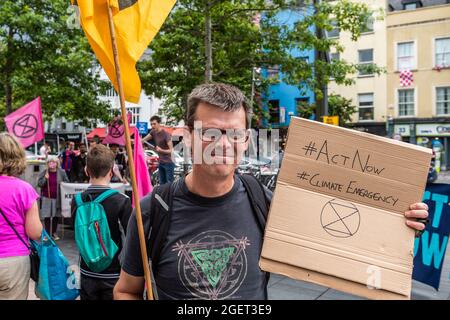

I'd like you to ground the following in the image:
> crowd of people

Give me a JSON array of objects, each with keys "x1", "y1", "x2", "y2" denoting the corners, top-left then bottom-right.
[{"x1": 0, "y1": 83, "x2": 431, "y2": 301}]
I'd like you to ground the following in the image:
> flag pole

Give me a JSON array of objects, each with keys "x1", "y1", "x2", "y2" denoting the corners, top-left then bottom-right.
[{"x1": 106, "y1": 3, "x2": 154, "y2": 300}]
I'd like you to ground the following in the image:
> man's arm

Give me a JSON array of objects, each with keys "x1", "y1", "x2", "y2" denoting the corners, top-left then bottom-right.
[
  {"x1": 116, "y1": 199, "x2": 152, "y2": 299},
  {"x1": 113, "y1": 270, "x2": 145, "y2": 300},
  {"x1": 156, "y1": 139, "x2": 173, "y2": 155},
  {"x1": 142, "y1": 133, "x2": 152, "y2": 143}
]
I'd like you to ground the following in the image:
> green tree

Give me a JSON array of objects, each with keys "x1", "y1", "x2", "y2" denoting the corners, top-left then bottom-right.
[
  {"x1": 0, "y1": 0, "x2": 110, "y2": 129},
  {"x1": 327, "y1": 94, "x2": 357, "y2": 126},
  {"x1": 296, "y1": 94, "x2": 356, "y2": 126},
  {"x1": 139, "y1": 0, "x2": 384, "y2": 126},
  {"x1": 139, "y1": 0, "x2": 282, "y2": 125}
]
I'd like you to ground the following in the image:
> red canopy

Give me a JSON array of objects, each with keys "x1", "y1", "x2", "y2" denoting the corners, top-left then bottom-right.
[
  {"x1": 87, "y1": 128, "x2": 106, "y2": 140},
  {"x1": 87, "y1": 127, "x2": 136, "y2": 141}
]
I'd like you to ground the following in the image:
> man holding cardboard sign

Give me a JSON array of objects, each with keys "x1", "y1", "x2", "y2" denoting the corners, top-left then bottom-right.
[
  {"x1": 115, "y1": 83, "x2": 429, "y2": 300},
  {"x1": 260, "y1": 117, "x2": 432, "y2": 299}
]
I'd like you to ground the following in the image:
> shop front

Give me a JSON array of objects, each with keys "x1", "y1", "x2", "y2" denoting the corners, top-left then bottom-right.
[{"x1": 394, "y1": 123, "x2": 450, "y2": 171}]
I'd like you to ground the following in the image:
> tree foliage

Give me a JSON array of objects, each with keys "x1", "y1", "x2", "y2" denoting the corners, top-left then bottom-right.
[
  {"x1": 0, "y1": 0, "x2": 110, "y2": 129},
  {"x1": 328, "y1": 93, "x2": 357, "y2": 126},
  {"x1": 139, "y1": 0, "x2": 384, "y2": 126}
]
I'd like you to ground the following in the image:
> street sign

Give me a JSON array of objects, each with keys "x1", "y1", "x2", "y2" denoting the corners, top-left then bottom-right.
[
  {"x1": 323, "y1": 116, "x2": 339, "y2": 126},
  {"x1": 136, "y1": 121, "x2": 148, "y2": 135}
]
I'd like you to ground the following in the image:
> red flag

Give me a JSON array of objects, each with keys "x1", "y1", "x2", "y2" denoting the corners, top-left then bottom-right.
[
  {"x1": 132, "y1": 127, "x2": 152, "y2": 207},
  {"x1": 5, "y1": 97, "x2": 44, "y2": 148},
  {"x1": 102, "y1": 111, "x2": 132, "y2": 146}
]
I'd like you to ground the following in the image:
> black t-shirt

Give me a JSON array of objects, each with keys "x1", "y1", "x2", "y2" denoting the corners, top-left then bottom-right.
[
  {"x1": 71, "y1": 185, "x2": 132, "y2": 278},
  {"x1": 115, "y1": 153, "x2": 127, "y2": 176},
  {"x1": 121, "y1": 175, "x2": 273, "y2": 300},
  {"x1": 70, "y1": 154, "x2": 88, "y2": 183}
]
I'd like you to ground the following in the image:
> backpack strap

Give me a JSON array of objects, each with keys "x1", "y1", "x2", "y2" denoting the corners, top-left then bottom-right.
[
  {"x1": 75, "y1": 193, "x2": 84, "y2": 207},
  {"x1": 93, "y1": 189, "x2": 119, "y2": 203},
  {"x1": 147, "y1": 180, "x2": 178, "y2": 274},
  {"x1": 238, "y1": 173, "x2": 272, "y2": 298},
  {"x1": 239, "y1": 174, "x2": 270, "y2": 232}
]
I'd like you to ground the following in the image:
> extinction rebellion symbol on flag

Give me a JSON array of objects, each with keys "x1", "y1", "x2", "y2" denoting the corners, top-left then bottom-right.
[
  {"x1": 13, "y1": 114, "x2": 39, "y2": 139},
  {"x1": 400, "y1": 69, "x2": 414, "y2": 87}
]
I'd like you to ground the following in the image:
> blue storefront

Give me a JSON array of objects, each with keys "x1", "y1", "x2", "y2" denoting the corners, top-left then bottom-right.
[{"x1": 262, "y1": 8, "x2": 316, "y2": 129}]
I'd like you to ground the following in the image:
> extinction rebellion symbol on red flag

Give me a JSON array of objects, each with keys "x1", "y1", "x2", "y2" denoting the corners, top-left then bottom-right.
[
  {"x1": 400, "y1": 69, "x2": 414, "y2": 87},
  {"x1": 5, "y1": 97, "x2": 44, "y2": 148}
]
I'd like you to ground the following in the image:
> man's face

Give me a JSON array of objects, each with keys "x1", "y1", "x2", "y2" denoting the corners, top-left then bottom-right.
[
  {"x1": 80, "y1": 145, "x2": 87, "y2": 154},
  {"x1": 189, "y1": 102, "x2": 248, "y2": 178},
  {"x1": 68, "y1": 142, "x2": 74, "y2": 150},
  {"x1": 110, "y1": 145, "x2": 118, "y2": 154},
  {"x1": 150, "y1": 120, "x2": 160, "y2": 131}
]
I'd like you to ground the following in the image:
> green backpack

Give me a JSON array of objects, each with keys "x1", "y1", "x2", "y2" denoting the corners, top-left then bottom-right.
[{"x1": 74, "y1": 189, "x2": 119, "y2": 273}]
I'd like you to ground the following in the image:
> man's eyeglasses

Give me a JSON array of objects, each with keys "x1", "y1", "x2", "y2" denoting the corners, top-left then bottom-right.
[{"x1": 195, "y1": 128, "x2": 249, "y2": 143}]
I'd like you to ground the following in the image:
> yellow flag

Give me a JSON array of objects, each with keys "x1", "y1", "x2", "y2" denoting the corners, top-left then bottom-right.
[{"x1": 73, "y1": 0, "x2": 176, "y2": 103}]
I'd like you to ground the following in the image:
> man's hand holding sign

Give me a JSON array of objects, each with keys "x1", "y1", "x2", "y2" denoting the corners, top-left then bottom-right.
[{"x1": 260, "y1": 117, "x2": 432, "y2": 300}]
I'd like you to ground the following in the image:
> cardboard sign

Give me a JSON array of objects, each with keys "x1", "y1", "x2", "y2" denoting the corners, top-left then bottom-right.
[
  {"x1": 60, "y1": 182, "x2": 127, "y2": 217},
  {"x1": 260, "y1": 117, "x2": 432, "y2": 299}
]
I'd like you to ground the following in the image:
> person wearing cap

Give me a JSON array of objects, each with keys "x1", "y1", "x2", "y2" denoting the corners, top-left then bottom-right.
[{"x1": 37, "y1": 156, "x2": 69, "y2": 240}]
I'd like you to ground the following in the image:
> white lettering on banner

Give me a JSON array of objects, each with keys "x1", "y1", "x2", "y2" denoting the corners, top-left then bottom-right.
[{"x1": 60, "y1": 182, "x2": 127, "y2": 218}]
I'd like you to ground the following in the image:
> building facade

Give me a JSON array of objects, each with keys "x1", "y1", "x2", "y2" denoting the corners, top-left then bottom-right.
[
  {"x1": 386, "y1": 1, "x2": 450, "y2": 170},
  {"x1": 262, "y1": 7, "x2": 316, "y2": 129},
  {"x1": 328, "y1": 0, "x2": 388, "y2": 136}
]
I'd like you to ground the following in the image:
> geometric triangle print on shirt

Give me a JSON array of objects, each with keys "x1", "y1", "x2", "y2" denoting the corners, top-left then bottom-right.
[{"x1": 191, "y1": 247, "x2": 235, "y2": 288}]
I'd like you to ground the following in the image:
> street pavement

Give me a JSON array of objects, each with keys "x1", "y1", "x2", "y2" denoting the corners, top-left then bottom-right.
[{"x1": 27, "y1": 171, "x2": 450, "y2": 300}]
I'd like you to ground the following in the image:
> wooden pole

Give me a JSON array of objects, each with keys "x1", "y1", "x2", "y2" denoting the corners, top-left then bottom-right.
[{"x1": 106, "y1": 3, "x2": 154, "y2": 300}]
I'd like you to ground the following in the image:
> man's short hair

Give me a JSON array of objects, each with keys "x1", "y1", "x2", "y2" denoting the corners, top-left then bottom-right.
[
  {"x1": 187, "y1": 82, "x2": 251, "y2": 129},
  {"x1": 86, "y1": 145, "x2": 115, "y2": 178},
  {"x1": 150, "y1": 115, "x2": 161, "y2": 123}
]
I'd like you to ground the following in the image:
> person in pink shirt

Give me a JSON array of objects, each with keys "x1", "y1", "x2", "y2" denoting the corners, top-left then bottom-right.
[{"x1": 0, "y1": 133, "x2": 43, "y2": 300}]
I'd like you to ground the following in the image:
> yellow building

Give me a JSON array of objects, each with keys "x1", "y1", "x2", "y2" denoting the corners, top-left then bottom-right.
[
  {"x1": 328, "y1": 0, "x2": 388, "y2": 136},
  {"x1": 386, "y1": 2, "x2": 450, "y2": 170}
]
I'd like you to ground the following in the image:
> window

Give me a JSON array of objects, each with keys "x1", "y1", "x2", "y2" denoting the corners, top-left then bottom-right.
[
  {"x1": 397, "y1": 42, "x2": 415, "y2": 70},
  {"x1": 436, "y1": 38, "x2": 450, "y2": 67},
  {"x1": 331, "y1": 52, "x2": 340, "y2": 61},
  {"x1": 404, "y1": 3, "x2": 417, "y2": 10},
  {"x1": 437, "y1": 87, "x2": 450, "y2": 115},
  {"x1": 361, "y1": 16, "x2": 374, "y2": 33},
  {"x1": 268, "y1": 100, "x2": 280, "y2": 123},
  {"x1": 398, "y1": 89, "x2": 415, "y2": 116},
  {"x1": 329, "y1": 53, "x2": 340, "y2": 80},
  {"x1": 358, "y1": 49, "x2": 374, "y2": 76},
  {"x1": 296, "y1": 98, "x2": 309, "y2": 110},
  {"x1": 358, "y1": 94, "x2": 374, "y2": 121},
  {"x1": 104, "y1": 83, "x2": 117, "y2": 97},
  {"x1": 327, "y1": 21, "x2": 339, "y2": 38},
  {"x1": 403, "y1": 1, "x2": 422, "y2": 10},
  {"x1": 126, "y1": 107, "x2": 140, "y2": 125}
]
